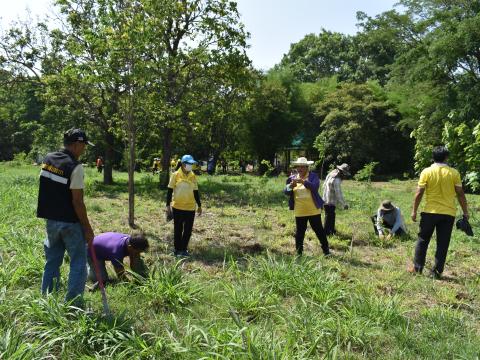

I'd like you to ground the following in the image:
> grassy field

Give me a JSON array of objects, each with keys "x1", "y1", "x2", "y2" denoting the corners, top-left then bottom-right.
[{"x1": 1, "y1": 163, "x2": 479, "y2": 359}]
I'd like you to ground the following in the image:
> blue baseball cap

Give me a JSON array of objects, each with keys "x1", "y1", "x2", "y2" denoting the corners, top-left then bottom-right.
[{"x1": 181, "y1": 154, "x2": 197, "y2": 164}]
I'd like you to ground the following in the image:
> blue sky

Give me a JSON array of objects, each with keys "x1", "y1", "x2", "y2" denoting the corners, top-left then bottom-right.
[{"x1": 1, "y1": 0, "x2": 399, "y2": 70}]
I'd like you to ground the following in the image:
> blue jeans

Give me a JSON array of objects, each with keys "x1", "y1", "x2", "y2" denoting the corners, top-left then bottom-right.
[{"x1": 41, "y1": 220, "x2": 87, "y2": 302}]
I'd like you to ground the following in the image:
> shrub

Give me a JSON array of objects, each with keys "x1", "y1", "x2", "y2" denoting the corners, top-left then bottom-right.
[
  {"x1": 354, "y1": 162, "x2": 379, "y2": 182},
  {"x1": 465, "y1": 171, "x2": 480, "y2": 193},
  {"x1": 260, "y1": 160, "x2": 275, "y2": 177},
  {"x1": 4, "y1": 152, "x2": 31, "y2": 167}
]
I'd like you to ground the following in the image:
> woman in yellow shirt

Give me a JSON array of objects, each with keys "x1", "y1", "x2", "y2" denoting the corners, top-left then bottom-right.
[
  {"x1": 284, "y1": 157, "x2": 330, "y2": 256},
  {"x1": 166, "y1": 155, "x2": 202, "y2": 257}
]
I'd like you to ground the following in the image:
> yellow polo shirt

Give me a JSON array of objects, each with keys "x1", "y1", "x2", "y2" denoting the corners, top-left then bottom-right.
[
  {"x1": 293, "y1": 174, "x2": 321, "y2": 217},
  {"x1": 168, "y1": 170, "x2": 198, "y2": 211},
  {"x1": 418, "y1": 164, "x2": 462, "y2": 217}
]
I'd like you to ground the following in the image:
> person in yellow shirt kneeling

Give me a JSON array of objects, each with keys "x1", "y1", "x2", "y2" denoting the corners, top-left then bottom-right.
[{"x1": 166, "y1": 154, "x2": 202, "y2": 257}]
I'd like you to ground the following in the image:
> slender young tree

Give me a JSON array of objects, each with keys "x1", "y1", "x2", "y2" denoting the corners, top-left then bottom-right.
[{"x1": 139, "y1": 0, "x2": 250, "y2": 187}]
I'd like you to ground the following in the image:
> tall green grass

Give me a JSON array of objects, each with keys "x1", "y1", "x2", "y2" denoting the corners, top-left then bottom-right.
[{"x1": 1, "y1": 164, "x2": 479, "y2": 359}]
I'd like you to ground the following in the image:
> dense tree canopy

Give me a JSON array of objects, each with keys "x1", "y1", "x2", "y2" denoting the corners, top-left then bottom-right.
[
  {"x1": 314, "y1": 82, "x2": 413, "y2": 175},
  {"x1": 1, "y1": 0, "x2": 480, "y2": 190}
]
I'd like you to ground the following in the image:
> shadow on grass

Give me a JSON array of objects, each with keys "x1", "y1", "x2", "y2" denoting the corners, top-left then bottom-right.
[
  {"x1": 329, "y1": 231, "x2": 354, "y2": 242},
  {"x1": 88, "y1": 176, "x2": 286, "y2": 207},
  {"x1": 200, "y1": 179, "x2": 286, "y2": 207},
  {"x1": 338, "y1": 255, "x2": 383, "y2": 270},
  {"x1": 89, "y1": 179, "x2": 166, "y2": 198},
  {"x1": 189, "y1": 242, "x2": 269, "y2": 266}
]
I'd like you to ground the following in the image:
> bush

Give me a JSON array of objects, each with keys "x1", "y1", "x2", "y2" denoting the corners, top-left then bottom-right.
[
  {"x1": 354, "y1": 162, "x2": 379, "y2": 182},
  {"x1": 6, "y1": 152, "x2": 31, "y2": 166},
  {"x1": 465, "y1": 171, "x2": 480, "y2": 193},
  {"x1": 260, "y1": 160, "x2": 275, "y2": 177}
]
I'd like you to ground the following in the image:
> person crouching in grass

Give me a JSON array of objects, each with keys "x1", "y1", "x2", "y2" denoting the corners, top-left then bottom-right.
[
  {"x1": 87, "y1": 232, "x2": 149, "y2": 287},
  {"x1": 372, "y1": 200, "x2": 408, "y2": 240},
  {"x1": 284, "y1": 157, "x2": 330, "y2": 256},
  {"x1": 166, "y1": 154, "x2": 202, "y2": 257}
]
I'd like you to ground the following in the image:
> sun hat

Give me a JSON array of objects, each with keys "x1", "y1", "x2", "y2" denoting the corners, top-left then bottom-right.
[
  {"x1": 291, "y1": 157, "x2": 314, "y2": 166},
  {"x1": 336, "y1": 163, "x2": 350, "y2": 176},
  {"x1": 181, "y1": 154, "x2": 197, "y2": 164},
  {"x1": 380, "y1": 200, "x2": 394, "y2": 212}
]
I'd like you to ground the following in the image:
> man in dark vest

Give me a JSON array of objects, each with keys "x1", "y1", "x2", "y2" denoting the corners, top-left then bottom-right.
[{"x1": 37, "y1": 128, "x2": 95, "y2": 303}]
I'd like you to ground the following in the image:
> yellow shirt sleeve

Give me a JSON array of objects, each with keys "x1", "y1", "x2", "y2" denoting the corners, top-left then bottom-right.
[
  {"x1": 192, "y1": 174, "x2": 198, "y2": 191},
  {"x1": 168, "y1": 172, "x2": 177, "y2": 189},
  {"x1": 418, "y1": 169, "x2": 428, "y2": 188},
  {"x1": 453, "y1": 169, "x2": 462, "y2": 187}
]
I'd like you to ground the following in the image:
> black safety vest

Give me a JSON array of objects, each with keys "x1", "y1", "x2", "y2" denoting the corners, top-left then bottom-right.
[{"x1": 37, "y1": 149, "x2": 80, "y2": 223}]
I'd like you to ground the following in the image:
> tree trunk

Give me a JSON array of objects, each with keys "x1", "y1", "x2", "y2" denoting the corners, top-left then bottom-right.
[
  {"x1": 211, "y1": 152, "x2": 219, "y2": 175},
  {"x1": 103, "y1": 130, "x2": 114, "y2": 185},
  {"x1": 128, "y1": 109, "x2": 135, "y2": 227},
  {"x1": 160, "y1": 127, "x2": 172, "y2": 188}
]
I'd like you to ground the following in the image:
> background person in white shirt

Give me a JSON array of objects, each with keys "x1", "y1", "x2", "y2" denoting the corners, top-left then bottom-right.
[{"x1": 322, "y1": 163, "x2": 350, "y2": 236}]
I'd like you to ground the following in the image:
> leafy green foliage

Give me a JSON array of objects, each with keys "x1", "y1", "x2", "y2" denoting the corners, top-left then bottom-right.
[
  {"x1": 260, "y1": 159, "x2": 275, "y2": 177},
  {"x1": 443, "y1": 120, "x2": 480, "y2": 191},
  {"x1": 0, "y1": 71, "x2": 43, "y2": 161},
  {"x1": 244, "y1": 72, "x2": 298, "y2": 163},
  {"x1": 314, "y1": 82, "x2": 412, "y2": 174},
  {"x1": 354, "y1": 161, "x2": 379, "y2": 182},
  {"x1": 388, "y1": 0, "x2": 480, "y2": 179},
  {"x1": 279, "y1": 30, "x2": 357, "y2": 82},
  {"x1": 3, "y1": 0, "x2": 480, "y2": 187}
]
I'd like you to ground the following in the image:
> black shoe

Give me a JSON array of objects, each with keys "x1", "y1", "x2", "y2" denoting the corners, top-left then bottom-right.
[
  {"x1": 175, "y1": 250, "x2": 190, "y2": 257},
  {"x1": 429, "y1": 270, "x2": 442, "y2": 280}
]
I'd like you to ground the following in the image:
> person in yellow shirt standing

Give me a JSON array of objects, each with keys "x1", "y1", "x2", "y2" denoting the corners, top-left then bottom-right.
[
  {"x1": 284, "y1": 157, "x2": 330, "y2": 256},
  {"x1": 166, "y1": 154, "x2": 202, "y2": 257},
  {"x1": 411, "y1": 146, "x2": 469, "y2": 278},
  {"x1": 170, "y1": 157, "x2": 179, "y2": 172}
]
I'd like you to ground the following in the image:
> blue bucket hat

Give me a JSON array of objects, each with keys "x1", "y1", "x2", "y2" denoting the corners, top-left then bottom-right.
[{"x1": 181, "y1": 154, "x2": 197, "y2": 164}]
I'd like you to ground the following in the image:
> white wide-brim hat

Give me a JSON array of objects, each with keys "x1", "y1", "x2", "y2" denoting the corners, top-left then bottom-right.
[{"x1": 291, "y1": 157, "x2": 314, "y2": 166}]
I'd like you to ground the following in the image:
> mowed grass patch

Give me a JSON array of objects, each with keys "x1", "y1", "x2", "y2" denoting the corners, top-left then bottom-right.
[{"x1": 1, "y1": 163, "x2": 479, "y2": 359}]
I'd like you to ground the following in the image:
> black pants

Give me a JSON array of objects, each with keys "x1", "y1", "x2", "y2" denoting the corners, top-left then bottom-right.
[
  {"x1": 324, "y1": 205, "x2": 336, "y2": 236},
  {"x1": 295, "y1": 214, "x2": 330, "y2": 255},
  {"x1": 173, "y1": 208, "x2": 195, "y2": 252},
  {"x1": 371, "y1": 215, "x2": 406, "y2": 236},
  {"x1": 413, "y1": 213, "x2": 455, "y2": 274}
]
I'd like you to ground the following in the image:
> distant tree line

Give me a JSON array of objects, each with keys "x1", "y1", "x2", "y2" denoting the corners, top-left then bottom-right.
[{"x1": 1, "y1": 0, "x2": 479, "y2": 190}]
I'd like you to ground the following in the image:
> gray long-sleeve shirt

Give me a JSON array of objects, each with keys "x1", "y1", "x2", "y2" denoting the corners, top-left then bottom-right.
[{"x1": 376, "y1": 207, "x2": 407, "y2": 235}]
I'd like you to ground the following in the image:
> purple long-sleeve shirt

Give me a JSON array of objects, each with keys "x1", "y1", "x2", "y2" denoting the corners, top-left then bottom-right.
[
  {"x1": 88, "y1": 232, "x2": 129, "y2": 267},
  {"x1": 284, "y1": 171, "x2": 324, "y2": 210}
]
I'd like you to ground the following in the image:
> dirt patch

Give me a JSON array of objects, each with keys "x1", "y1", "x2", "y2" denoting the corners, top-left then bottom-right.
[{"x1": 239, "y1": 243, "x2": 265, "y2": 254}]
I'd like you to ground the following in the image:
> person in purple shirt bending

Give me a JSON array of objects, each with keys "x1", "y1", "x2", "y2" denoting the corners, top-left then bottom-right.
[{"x1": 87, "y1": 232, "x2": 149, "y2": 285}]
